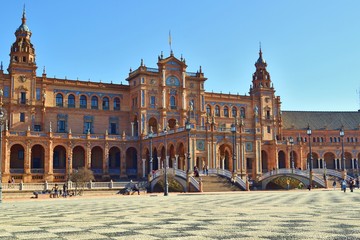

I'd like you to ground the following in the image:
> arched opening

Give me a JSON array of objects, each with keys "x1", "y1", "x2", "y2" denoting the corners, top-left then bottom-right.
[
  {"x1": 91, "y1": 146, "x2": 103, "y2": 174},
  {"x1": 109, "y1": 147, "x2": 121, "y2": 175},
  {"x1": 261, "y1": 150, "x2": 268, "y2": 172},
  {"x1": 168, "y1": 119, "x2": 177, "y2": 130},
  {"x1": 153, "y1": 148, "x2": 159, "y2": 171},
  {"x1": 31, "y1": 144, "x2": 45, "y2": 171},
  {"x1": 10, "y1": 144, "x2": 25, "y2": 172},
  {"x1": 324, "y1": 152, "x2": 336, "y2": 169},
  {"x1": 68, "y1": 94, "x2": 75, "y2": 108},
  {"x1": 73, "y1": 146, "x2": 85, "y2": 169},
  {"x1": 177, "y1": 142, "x2": 185, "y2": 171},
  {"x1": 278, "y1": 151, "x2": 286, "y2": 168},
  {"x1": 53, "y1": 145, "x2": 66, "y2": 171},
  {"x1": 126, "y1": 147, "x2": 138, "y2": 177},
  {"x1": 148, "y1": 117, "x2": 158, "y2": 134}
]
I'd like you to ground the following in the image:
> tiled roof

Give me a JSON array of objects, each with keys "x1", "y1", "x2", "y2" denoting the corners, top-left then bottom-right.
[{"x1": 282, "y1": 111, "x2": 360, "y2": 130}]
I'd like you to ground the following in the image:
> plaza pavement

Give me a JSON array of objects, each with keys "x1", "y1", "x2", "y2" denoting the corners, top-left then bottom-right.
[{"x1": 0, "y1": 189, "x2": 360, "y2": 240}]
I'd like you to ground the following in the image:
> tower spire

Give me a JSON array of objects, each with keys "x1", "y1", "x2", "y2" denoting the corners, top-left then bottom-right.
[{"x1": 22, "y1": 4, "x2": 26, "y2": 24}]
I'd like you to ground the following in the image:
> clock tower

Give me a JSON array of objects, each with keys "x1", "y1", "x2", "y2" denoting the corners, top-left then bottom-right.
[{"x1": 7, "y1": 7, "x2": 37, "y2": 128}]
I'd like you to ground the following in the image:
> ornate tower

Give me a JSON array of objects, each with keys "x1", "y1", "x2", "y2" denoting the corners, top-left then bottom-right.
[{"x1": 7, "y1": 8, "x2": 38, "y2": 130}]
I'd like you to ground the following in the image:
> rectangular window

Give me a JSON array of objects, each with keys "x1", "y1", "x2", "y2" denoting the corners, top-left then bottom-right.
[
  {"x1": 58, "y1": 120, "x2": 66, "y2": 132},
  {"x1": 266, "y1": 110, "x2": 271, "y2": 119},
  {"x1": 36, "y1": 88, "x2": 41, "y2": 101},
  {"x1": 85, "y1": 122, "x2": 92, "y2": 133},
  {"x1": 150, "y1": 96, "x2": 156, "y2": 108},
  {"x1": 4, "y1": 86, "x2": 9, "y2": 98},
  {"x1": 84, "y1": 116, "x2": 94, "y2": 134},
  {"x1": 20, "y1": 112, "x2": 25, "y2": 122},
  {"x1": 34, "y1": 125, "x2": 41, "y2": 131},
  {"x1": 110, "y1": 123, "x2": 117, "y2": 134},
  {"x1": 80, "y1": 97, "x2": 87, "y2": 109},
  {"x1": 267, "y1": 126, "x2": 271, "y2": 134},
  {"x1": 20, "y1": 92, "x2": 26, "y2": 104}
]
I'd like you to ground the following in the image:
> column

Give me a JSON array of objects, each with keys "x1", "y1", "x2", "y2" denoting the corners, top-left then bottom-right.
[
  {"x1": 131, "y1": 122, "x2": 134, "y2": 137},
  {"x1": 157, "y1": 157, "x2": 161, "y2": 170},
  {"x1": 222, "y1": 157, "x2": 225, "y2": 170},
  {"x1": 25, "y1": 142, "x2": 31, "y2": 174},
  {"x1": 104, "y1": 143, "x2": 109, "y2": 174},
  {"x1": 142, "y1": 159, "x2": 146, "y2": 178},
  {"x1": 175, "y1": 155, "x2": 179, "y2": 169}
]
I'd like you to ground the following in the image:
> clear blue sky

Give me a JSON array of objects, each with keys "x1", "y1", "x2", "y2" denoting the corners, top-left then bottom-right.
[{"x1": 1, "y1": 1, "x2": 359, "y2": 111}]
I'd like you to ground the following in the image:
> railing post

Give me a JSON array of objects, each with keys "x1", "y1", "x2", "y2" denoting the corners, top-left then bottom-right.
[
  {"x1": 44, "y1": 181, "x2": 48, "y2": 191},
  {"x1": 89, "y1": 180, "x2": 93, "y2": 189},
  {"x1": 199, "y1": 178, "x2": 203, "y2": 192},
  {"x1": 109, "y1": 180, "x2": 113, "y2": 189}
]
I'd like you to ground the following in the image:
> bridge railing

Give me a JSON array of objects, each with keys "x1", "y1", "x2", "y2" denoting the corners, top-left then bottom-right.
[
  {"x1": 189, "y1": 176, "x2": 200, "y2": 191},
  {"x1": 257, "y1": 168, "x2": 326, "y2": 187},
  {"x1": 235, "y1": 176, "x2": 246, "y2": 190}
]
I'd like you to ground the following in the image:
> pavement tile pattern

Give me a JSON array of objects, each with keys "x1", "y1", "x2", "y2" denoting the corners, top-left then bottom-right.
[{"x1": 0, "y1": 190, "x2": 360, "y2": 239}]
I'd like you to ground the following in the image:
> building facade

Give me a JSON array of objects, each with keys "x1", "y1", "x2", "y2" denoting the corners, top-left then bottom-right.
[{"x1": 0, "y1": 10, "x2": 359, "y2": 183}]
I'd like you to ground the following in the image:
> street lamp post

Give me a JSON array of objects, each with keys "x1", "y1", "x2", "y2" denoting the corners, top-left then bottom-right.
[
  {"x1": 231, "y1": 119, "x2": 237, "y2": 176},
  {"x1": 289, "y1": 137, "x2": 294, "y2": 173},
  {"x1": 164, "y1": 127, "x2": 169, "y2": 196},
  {"x1": 185, "y1": 120, "x2": 191, "y2": 174},
  {"x1": 340, "y1": 126, "x2": 346, "y2": 179},
  {"x1": 307, "y1": 125, "x2": 313, "y2": 188},
  {"x1": 0, "y1": 89, "x2": 6, "y2": 204},
  {"x1": 149, "y1": 127, "x2": 153, "y2": 176},
  {"x1": 185, "y1": 119, "x2": 191, "y2": 192}
]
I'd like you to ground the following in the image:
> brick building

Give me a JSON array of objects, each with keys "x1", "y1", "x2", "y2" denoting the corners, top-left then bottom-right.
[{"x1": 0, "y1": 10, "x2": 359, "y2": 183}]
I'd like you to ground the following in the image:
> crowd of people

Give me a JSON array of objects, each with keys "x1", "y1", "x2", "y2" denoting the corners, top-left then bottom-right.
[{"x1": 333, "y1": 177, "x2": 359, "y2": 192}]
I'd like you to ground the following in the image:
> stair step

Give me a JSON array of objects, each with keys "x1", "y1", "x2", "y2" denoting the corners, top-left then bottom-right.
[{"x1": 200, "y1": 175, "x2": 242, "y2": 192}]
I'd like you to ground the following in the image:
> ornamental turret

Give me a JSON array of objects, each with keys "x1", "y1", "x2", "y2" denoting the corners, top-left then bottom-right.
[{"x1": 8, "y1": 7, "x2": 37, "y2": 74}]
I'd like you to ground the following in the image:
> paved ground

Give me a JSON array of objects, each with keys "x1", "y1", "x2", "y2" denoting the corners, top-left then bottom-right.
[{"x1": 0, "y1": 189, "x2": 360, "y2": 239}]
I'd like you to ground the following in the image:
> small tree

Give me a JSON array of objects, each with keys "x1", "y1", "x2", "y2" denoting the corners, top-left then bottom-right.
[{"x1": 70, "y1": 167, "x2": 95, "y2": 195}]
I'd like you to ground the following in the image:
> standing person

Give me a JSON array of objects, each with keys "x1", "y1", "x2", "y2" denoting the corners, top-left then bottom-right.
[
  {"x1": 332, "y1": 180, "x2": 337, "y2": 190},
  {"x1": 356, "y1": 178, "x2": 360, "y2": 189},
  {"x1": 341, "y1": 179, "x2": 347, "y2": 192},
  {"x1": 205, "y1": 166, "x2": 209, "y2": 176},
  {"x1": 11, "y1": 177, "x2": 15, "y2": 184},
  {"x1": 63, "y1": 184, "x2": 68, "y2": 197},
  {"x1": 349, "y1": 178, "x2": 355, "y2": 192},
  {"x1": 286, "y1": 179, "x2": 290, "y2": 190}
]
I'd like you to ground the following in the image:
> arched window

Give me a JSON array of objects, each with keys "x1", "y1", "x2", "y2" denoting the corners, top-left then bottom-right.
[
  {"x1": 232, "y1": 106, "x2": 237, "y2": 117},
  {"x1": 114, "y1": 97, "x2": 120, "y2": 110},
  {"x1": 68, "y1": 94, "x2": 75, "y2": 108},
  {"x1": 170, "y1": 96, "x2": 176, "y2": 109},
  {"x1": 91, "y1": 96, "x2": 98, "y2": 109},
  {"x1": 80, "y1": 95, "x2": 87, "y2": 109},
  {"x1": 240, "y1": 107, "x2": 246, "y2": 118},
  {"x1": 206, "y1": 105, "x2": 211, "y2": 115},
  {"x1": 223, "y1": 106, "x2": 229, "y2": 117},
  {"x1": 102, "y1": 97, "x2": 109, "y2": 110},
  {"x1": 215, "y1": 105, "x2": 220, "y2": 117},
  {"x1": 56, "y1": 93, "x2": 63, "y2": 107}
]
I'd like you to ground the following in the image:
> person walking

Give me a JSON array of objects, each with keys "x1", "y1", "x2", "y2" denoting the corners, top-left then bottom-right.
[
  {"x1": 332, "y1": 180, "x2": 337, "y2": 190},
  {"x1": 341, "y1": 179, "x2": 347, "y2": 192},
  {"x1": 349, "y1": 178, "x2": 355, "y2": 192}
]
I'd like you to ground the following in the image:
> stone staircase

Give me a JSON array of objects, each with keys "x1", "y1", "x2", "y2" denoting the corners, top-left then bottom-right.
[{"x1": 201, "y1": 175, "x2": 242, "y2": 192}]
